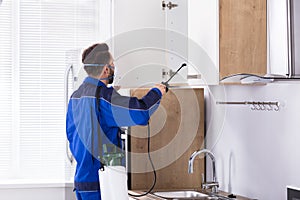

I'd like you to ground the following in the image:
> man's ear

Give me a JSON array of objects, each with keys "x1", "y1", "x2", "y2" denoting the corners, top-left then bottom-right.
[{"x1": 104, "y1": 65, "x2": 109, "y2": 74}]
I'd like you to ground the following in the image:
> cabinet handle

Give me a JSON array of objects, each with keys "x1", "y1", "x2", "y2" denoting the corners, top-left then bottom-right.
[{"x1": 162, "y1": 1, "x2": 178, "y2": 10}]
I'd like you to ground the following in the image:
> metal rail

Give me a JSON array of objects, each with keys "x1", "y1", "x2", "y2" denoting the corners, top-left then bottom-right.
[{"x1": 216, "y1": 101, "x2": 280, "y2": 111}]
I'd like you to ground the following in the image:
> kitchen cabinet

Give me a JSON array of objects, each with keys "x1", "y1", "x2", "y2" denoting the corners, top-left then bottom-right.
[
  {"x1": 113, "y1": 0, "x2": 267, "y2": 85},
  {"x1": 113, "y1": 0, "x2": 219, "y2": 87},
  {"x1": 288, "y1": 0, "x2": 300, "y2": 76},
  {"x1": 128, "y1": 88, "x2": 204, "y2": 190},
  {"x1": 219, "y1": 0, "x2": 267, "y2": 79},
  {"x1": 113, "y1": 0, "x2": 187, "y2": 87},
  {"x1": 267, "y1": 0, "x2": 300, "y2": 78},
  {"x1": 187, "y1": 0, "x2": 219, "y2": 85}
]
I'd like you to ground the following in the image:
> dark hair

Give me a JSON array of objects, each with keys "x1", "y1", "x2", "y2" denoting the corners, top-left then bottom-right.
[{"x1": 82, "y1": 43, "x2": 111, "y2": 76}]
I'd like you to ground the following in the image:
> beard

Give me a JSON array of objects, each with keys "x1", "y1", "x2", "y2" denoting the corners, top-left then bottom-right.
[{"x1": 108, "y1": 70, "x2": 114, "y2": 84}]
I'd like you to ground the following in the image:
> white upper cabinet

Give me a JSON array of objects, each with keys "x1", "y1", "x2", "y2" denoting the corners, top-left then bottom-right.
[
  {"x1": 267, "y1": 0, "x2": 289, "y2": 76},
  {"x1": 188, "y1": 0, "x2": 219, "y2": 85},
  {"x1": 112, "y1": 0, "x2": 219, "y2": 88}
]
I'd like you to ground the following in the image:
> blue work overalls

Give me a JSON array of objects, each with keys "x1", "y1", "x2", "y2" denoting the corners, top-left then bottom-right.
[{"x1": 66, "y1": 77, "x2": 162, "y2": 200}]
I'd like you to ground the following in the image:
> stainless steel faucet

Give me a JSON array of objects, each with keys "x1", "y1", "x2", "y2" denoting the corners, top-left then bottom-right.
[{"x1": 188, "y1": 149, "x2": 219, "y2": 193}]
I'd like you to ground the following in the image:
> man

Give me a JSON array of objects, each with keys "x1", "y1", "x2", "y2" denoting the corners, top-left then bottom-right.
[{"x1": 66, "y1": 43, "x2": 166, "y2": 200}]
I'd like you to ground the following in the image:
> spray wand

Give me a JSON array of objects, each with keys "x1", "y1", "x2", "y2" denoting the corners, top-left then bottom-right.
[{"x1": 161, "y1": 63, "x2": 187, "y2": 92}]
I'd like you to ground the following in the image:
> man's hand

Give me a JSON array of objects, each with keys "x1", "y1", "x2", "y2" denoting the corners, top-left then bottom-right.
[{"x1": 154, "y1": 83, "x2": 167, "y2": 96}]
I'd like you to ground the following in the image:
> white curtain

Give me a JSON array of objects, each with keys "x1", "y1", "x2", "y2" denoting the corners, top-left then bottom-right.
[{"x1": 0, "y1": 0, "x2": 111, "y2": 180}]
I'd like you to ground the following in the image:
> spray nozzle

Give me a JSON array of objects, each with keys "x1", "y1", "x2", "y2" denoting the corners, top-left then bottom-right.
[{"x1": 161, "y1": 63, "x2": 187, "y2": 92}]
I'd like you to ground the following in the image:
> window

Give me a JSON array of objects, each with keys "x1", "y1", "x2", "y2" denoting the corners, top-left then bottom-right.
[
  {"x1": 0, "y1": 0, "x2": 13, "y2": 179},
  {"x1": 0, "y1": 0, "x2": 111, "y2": 181}
]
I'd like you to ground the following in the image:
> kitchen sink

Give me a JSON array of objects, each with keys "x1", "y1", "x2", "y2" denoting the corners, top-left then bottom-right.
[
  {"x1": 152, "y1": 190, "x2": 231, "y2": 200},
  {"x1": 153, "y1": 190, "x2": 208, "y2": 199}
]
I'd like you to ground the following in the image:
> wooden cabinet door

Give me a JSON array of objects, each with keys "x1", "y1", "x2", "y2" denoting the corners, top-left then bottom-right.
[
  {"x1": 219, "y1": 0, "x2": 267, "y2": 79},
  {"x1": 129, "y1": 88, "x2": 204, "y2": 190}
]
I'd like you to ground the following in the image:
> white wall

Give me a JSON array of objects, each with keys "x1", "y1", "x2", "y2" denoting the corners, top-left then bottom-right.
[
  {"x1": 205, "y1": 82, "x2": 300, "y2": 200},
  {"x1": 0, "y1": 182, "x2": 76, "y2": 200},
  {"x1": 204, "y1": 1, "x2": 300, "y2": 199}
]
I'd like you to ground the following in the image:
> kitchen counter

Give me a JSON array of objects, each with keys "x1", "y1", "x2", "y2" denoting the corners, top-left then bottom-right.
[{"x1": 128, "y1": 190, "x2": 254, "y2": 200}]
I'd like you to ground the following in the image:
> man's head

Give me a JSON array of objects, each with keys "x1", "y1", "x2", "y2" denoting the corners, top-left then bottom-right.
[{"x1": 82, "y1": 43, "x2": 115, "y2": 84}]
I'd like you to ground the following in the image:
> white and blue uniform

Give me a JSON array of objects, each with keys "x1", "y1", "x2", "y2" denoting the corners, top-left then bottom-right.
[{"x1": 66, "y1": 77, "x2": 162, "y2": 199}]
